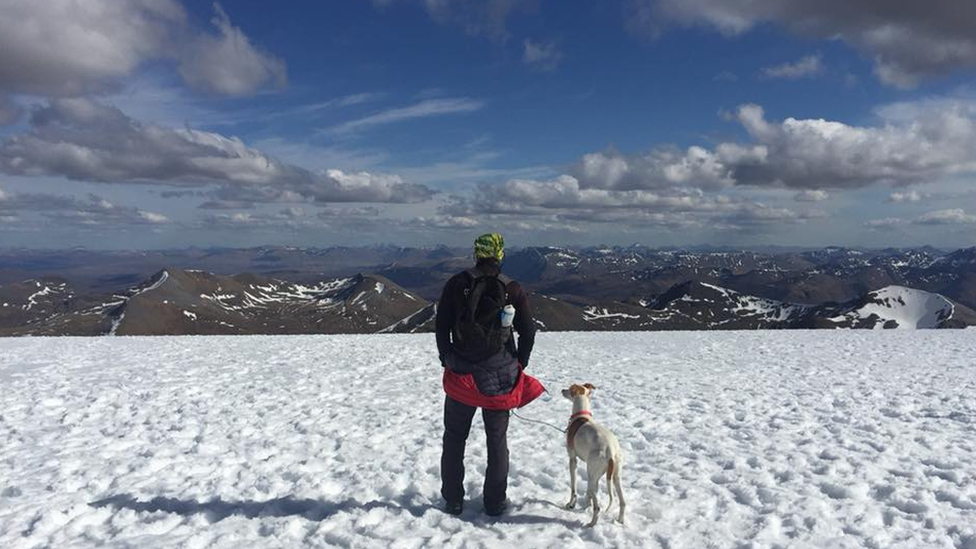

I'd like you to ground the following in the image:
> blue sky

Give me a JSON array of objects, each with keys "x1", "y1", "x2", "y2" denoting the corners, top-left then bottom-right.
[{"x1": 2, "y1": 0, "x2": 976, "y2": 249}]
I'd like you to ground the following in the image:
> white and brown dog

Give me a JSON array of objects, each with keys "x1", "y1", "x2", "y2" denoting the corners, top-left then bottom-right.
[{"x1": 562, "y1": 383, "x2": 625, "y2": 527}]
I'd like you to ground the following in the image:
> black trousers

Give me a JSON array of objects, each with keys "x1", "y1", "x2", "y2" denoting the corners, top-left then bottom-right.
[{"x1": 440, "y1": 396, "x2": 510, "y2": 507}]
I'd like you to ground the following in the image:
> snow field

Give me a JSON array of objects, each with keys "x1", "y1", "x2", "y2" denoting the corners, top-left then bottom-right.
[{"x1": 1, "y1": 332, "x2": 976, "y2": 548}]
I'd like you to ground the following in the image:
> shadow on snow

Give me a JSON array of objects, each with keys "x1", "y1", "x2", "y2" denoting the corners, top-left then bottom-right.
[
  {"x1": 90, "y1": 494, "x2": 432, "y2": 523},
  {"x1": 89, "y1": 494, "x2": 582, "y2": 527}
]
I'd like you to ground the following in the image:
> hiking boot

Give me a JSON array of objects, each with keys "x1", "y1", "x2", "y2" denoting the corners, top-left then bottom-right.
[
  {"x1": 485, "y1": 500, "x2": 508, "y2": 517},
  {"x1": 444, "y1": 500, "x2": 463, "y2": 516}
]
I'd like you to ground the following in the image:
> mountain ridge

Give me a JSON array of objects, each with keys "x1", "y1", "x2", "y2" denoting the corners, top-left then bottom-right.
[{"x1": 2, "y1": 266, "x2": 973, "y2": 335}]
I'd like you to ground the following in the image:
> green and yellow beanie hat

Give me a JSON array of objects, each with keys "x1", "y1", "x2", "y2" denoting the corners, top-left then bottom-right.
[{"x1": 474, "y1": 233, "x2": 505, "y2": 262}]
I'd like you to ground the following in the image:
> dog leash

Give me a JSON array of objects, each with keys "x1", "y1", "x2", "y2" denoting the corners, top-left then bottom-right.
[
  {"x1": 511, "y1": 409, "x2": 567, "y2": 433},
  {"x1": 510, "y1": 388, "x2": 568, "y2": 433}
]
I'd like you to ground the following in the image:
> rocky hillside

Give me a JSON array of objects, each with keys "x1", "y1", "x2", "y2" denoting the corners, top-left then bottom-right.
[{"x1": 0, "y1": 270, "x2": 431, "y2": 336}]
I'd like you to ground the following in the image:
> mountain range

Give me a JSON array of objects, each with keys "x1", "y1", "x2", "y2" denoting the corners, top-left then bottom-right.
[{"x1": 2, "y1": 245, "x2": 976, "y2": 335}]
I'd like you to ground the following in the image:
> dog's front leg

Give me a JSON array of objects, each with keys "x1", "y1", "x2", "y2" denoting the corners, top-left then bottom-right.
[{"x1": 565, "y1": 453, "x2": 578, "y2": 509}]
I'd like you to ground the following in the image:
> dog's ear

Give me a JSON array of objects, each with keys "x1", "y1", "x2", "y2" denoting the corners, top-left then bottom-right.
[{"x1": 583, "y1": 383, "x2": 596, "y2": 392}]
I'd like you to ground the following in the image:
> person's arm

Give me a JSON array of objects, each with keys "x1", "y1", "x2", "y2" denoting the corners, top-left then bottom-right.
[
  {"x1": 435, "y1": 276, "x2": 456, "y2": 366},
  {"x1": 510, "y1": 282, "x2": 536, "y2": 368}
]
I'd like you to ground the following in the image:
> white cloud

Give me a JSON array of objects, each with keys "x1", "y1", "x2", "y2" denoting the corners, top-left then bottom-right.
[
  {"x1": 326, "y1": 98, "x2": 485, "y2": 135},
  {"x1": 522, "y1": 39, "x2": 563, "y2": 71},
  {"x1": 864, "y1": 217, "x2": 905, "y2": 228},
  {"x1": 0, "y1": 189, "x2": 171, "y2": 227},
  {"x1": 0, "y1": 99, "x2": 435, "y2": 205},
  {"x1": 761, "y1": 55, "x2": 823, "y2": 80},
  {"x1": 0, "y1": 0, "x2": 285, "y2": 103},
  {"x1": 139, "y1": 211, "x2": 170, "y2": 224},
  {"x1": 727, "y1": 102, "x2": 976, "y2": 189},
  {"x1": 411, "y1": 215, "x2": 480, "y2": 229},
  {"x1": 445, "y1": 173, "x2": 821, "y2": 232},
  {"x1": 632, "y1": 0, "x2": 976, "y2": 87},
  {"x1": 317, "y1": 206, "x2": 382, "y2": 218},
  {"x1": 320, "y1": 169, "x2": 433, "y2": 203},
  {"x1": 177, "y1": 3, "x2": 287, "y2": 96},
  {"x1": 794, "y1": 189, "x2": 829, "y2": 202},
  {"x1": 573, "y1": 145, "x2": 756, "y2": 191},
  {"x1": 470, "y1": 175, "x2": 729, "y2": 212},
  {"x1": 0, "y1": 0, "x2": 184, "y2": 98},
  {"x1": 915, "y1": 208, "x2": 976, "y2": 225},
  {"x1": 888, "y1": 190, "x2": 922, "y2": 203}
]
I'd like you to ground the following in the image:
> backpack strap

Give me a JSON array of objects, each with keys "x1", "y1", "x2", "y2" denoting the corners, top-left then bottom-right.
[
  {"x1": 462, "y1": 268, "x2": 510, "y2": 303},
  {"x1": 466, "y1": 275, "x2": 490, "y2": 319}
]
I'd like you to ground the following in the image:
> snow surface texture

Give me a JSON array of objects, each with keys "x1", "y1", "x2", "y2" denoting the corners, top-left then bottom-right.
[{"x1": 2, "y1": 332, "x2": 976, "y2": 548}]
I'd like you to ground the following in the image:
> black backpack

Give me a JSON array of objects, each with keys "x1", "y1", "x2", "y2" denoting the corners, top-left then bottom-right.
[{"x1": 452, "y1": 268, "x2": 513, "y2": 361}]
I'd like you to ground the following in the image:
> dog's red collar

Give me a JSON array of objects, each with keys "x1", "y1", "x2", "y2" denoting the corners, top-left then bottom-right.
[{"x1": 570, "y1": 410, "x2": 592, "y2": 420}]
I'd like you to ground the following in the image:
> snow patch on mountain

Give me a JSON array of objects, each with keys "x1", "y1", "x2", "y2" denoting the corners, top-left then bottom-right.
[
  {"x1": 134, "y1": 270, "x2": 169, "y2": 295},
  {"x1": 829, "y1": 285, "x2": 954, "y2": 329},
  {"x1": 583, "y1": 307, "x2": 641, "y2": 321}
]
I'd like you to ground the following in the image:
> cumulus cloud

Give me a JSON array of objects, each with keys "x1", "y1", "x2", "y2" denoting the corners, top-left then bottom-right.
[
  {"x1": 317, "y1": 206, "x2": 382, "y2": 218},
  {"x1": 888, "y1": 190, "x2": 922, "y2": 203},
  {"x1": 915, "y1": 208, "x2": 976, "y2": 225},
  {"x1": 0, "y1": 0, "x2": 184, "y2": 98},
  {"x1": 523, "y1": 39, "x2": 563, "y2": 71},
  {"x1": 761, "y1": 55, "x2": 824, "y2": 80},
  {"x1": 630, "y1": 0, "x2": 976, "y2": 87},
  {"x1": 0, "y1": 0, "x2": 285, "y2": 103},
  {"x1": 0, "y1": 187, "x2": 169, "y2": 226},
  {"x1": 864, "y1": 217, "x2": 906, "y2": 228},
  {"x1": 470, "y1": 175, "x2": 732, "y2": 212},
  {"x1": 727, "y1": 102, "x2": 976, "y2": 189},
  {"x1": 573, "y1": 145, "x2": 757, "y2": 191},
  {"x1": 410, "y1": 215, "x2": 480, "y2": 229},
  {"x1": 794, "y1": 190, "x2": 829, "y2": 202},
  {"x1": 326, "y1": 98, "x2": 485, "y2": 135},
  {"x1": 0, "y1": 99, "x2": 435, "y2": 206},
  {"x1": 318, "y1": 170, "x2": 433, "y2": 203},
  {"x1": 139, "y1": 211, "x2": 170, "y2": 224},
  {"x1": 443, "y1": 173, "x2": 821, "y2": 232},
  {"x1": 177, "y1": 3, "x2": 287, "y2": 96},
  {"x1": 202, "y1": 210, "x2": 308, "y2": 228}
]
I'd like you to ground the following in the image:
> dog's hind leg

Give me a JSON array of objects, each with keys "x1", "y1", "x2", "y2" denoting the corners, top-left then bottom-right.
[
  {"x1": 613, "y1": 459, "x2": 626, "y2": 524},
  {"x1": 605, "y1": 458, "x2": 614, "y2": 511},
  {"x1": 565, "y1": 453, "x2": 578, "y2": 509},
  {"x1": 585, "y1": 465, "x2": 603, "y2": 527}
]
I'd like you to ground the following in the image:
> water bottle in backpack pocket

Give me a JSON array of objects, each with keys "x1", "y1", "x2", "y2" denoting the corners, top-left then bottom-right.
[{"x1": 500, "y1": 304, "x2": 515, "y2": 327}]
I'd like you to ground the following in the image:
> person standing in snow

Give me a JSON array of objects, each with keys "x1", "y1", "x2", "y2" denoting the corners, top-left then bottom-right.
[{"x1": 436, "y1": 233, "x2": 542, "y2": 517}]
